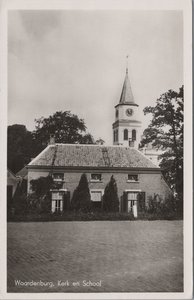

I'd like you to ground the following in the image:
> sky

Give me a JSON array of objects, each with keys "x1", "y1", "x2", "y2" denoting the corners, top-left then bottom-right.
[{"x1": 8, "y1": 10, "x2": 183, "y2": 145}]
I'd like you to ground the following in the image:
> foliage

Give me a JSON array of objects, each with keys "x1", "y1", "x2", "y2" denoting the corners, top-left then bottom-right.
[
  {"x1": 8, "y1": 111, "x2": 96, "y2": 174},
  {"x1": 30, "y1": 175, "x2": 53, "y2": 196},
  {"x1": 71, "y1": 173, "x2": 92, "y2": 212},
  {"x1": 95, "y1": 138, "x2": 105, "y2": 145},
  {"x1": 146, "y1": 194, "x2": 182, "y2": 218},
  {"x1": 12, "y1": 179, "x2": 28, "y2": 215},
  {"x1": 7, "y1": 125, "x2": 38, "y2": 173},
  {"x1": 26, "y1": 193, "x2": 51, "y2": 214},
  {"x1": 29, "y1": 176, "x2": 53, "y2": 213},
  {"x1": 140, "y1": 86, "x2": 183, "y2": 197},
  {"x1": 103, "y1": 175, "x2": 119, "y2": 212},
  {"x1": 34, "y1": 111, "x2": 95, "y2": 149},
  {"x1": 8, "y1": 211, "x2": 135, "y2": 222}
]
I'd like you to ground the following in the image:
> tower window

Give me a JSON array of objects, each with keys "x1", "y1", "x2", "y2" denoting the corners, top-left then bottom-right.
[
  {"x1": 132, "y1": 129, "x2": 136, "y2": 141},
  {"x1": 116, "y1": 129, "x2": 118, "y2": 141},
  {"x1": 116, "y1": 109, "x2": 119, "y2": 118},
  {"x1": 124, "y1": 129, "x2": 128, "y2": 140},
  {"x1": 114, "y1": 129, "x2": 118, "y2": 142}
]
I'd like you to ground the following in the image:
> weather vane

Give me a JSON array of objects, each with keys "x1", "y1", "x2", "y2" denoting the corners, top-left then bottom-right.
[{"x1": 126, "y1": 55, "x2": 129, "y2": 74}]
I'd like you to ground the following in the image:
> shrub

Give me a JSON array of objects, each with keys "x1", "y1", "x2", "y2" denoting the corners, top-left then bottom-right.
[
  {"x1": 102, "y1": 175, "x2": 119, "y2": 212},
  {"x1": 146, "y1": 193, "x2": 182, "y2": 219},
  {"x1": 8, "y1": 211, "x2": 135, "y2": 222},
  {"x1": 12, "y1": 179, "x2": 28, "y2": 215},
  {"x1": 26, "y1": 193, "x2": 51, "y2": 214},
  {"x1": 71, "y1": 173, "x2": 92, "y2": 212},
  {"x1": 30, "y1": 175, "x2": 53, "y2": 196},
  {"x1": 28, "y1": 175, "x2": 53, "y2": 213}
]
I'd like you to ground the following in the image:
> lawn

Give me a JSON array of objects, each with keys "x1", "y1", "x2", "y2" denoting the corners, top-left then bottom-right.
[{"x1": 7, "y1": 221, "x2": 183, "y2": 293}]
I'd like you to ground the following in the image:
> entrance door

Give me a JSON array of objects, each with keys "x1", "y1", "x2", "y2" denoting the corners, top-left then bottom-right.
[{"x1": 127, "y1": 192, "x2": 138, "y2": 217}]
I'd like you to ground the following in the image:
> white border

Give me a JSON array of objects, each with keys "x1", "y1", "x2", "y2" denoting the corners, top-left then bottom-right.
[{"x1": 0, "y1": 0, "x2": 192, "y2": 299}]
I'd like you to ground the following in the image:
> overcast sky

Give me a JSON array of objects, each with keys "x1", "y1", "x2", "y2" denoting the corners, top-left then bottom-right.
[{"x1": 8, "y1": 10, "x2": 183, "y2": 145}]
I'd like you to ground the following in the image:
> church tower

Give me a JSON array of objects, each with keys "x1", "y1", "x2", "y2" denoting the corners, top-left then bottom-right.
[{"x1": 112, "y1": 67, "x2": 142, "y2": 148}]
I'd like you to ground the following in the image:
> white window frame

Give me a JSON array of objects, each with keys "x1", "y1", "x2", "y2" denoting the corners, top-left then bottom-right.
[
  {"x1": 90, "y1": 189, "x2": 104, "y2": 202},
  {"x1": 125, "y1": 189, "x2": 141, "y2": 192},
  {"x1": 51, "y1": 189, "x2": 68, "y2": 213}
]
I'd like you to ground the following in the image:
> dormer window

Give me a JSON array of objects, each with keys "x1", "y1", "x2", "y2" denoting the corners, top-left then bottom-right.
[
  {"x1": 91, "y1": 174, "x2": 102, "y2": 182},
  {"x1": 128, "y1": 174, "x2": 138, "y2": 182}
]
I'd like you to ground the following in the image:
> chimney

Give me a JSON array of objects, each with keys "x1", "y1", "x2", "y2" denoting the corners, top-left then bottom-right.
[{"x1": 49, "y1": 134, "x2": 55, "y2": 145}]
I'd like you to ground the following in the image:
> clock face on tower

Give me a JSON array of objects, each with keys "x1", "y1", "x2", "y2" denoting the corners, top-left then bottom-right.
[{"x1": 126, "y1": 108, "x2": 134, "y2": 117}]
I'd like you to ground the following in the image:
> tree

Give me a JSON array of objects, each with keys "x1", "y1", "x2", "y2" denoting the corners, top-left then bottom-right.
[
  {"x1": 29, "y1": 176, "x2": 54, "y2": 213},
  {"x1": 103, "y1": 175, "x2": 119, "y2": 212},
  {"x1": 71, "y1": 173, "x2": 91, "y2": 212},
  {"x1": 7, "y1": 124, "x2": 38, "y2": 173},
  {"x1": 8, "y1": 111, "x2": 96, "y2": 173},
  {"x1": 34, "y1": 111, "x2": 95, "y2": 149},
  {"x1": 140, "y1": 86, "x2": 183, "y2": 198},
  {"x1": 12, "y1": 179, "x2": 28, "y2": 215},
  {"x1": 95, "y1": 138, "x2": 105, "y2": 145}
]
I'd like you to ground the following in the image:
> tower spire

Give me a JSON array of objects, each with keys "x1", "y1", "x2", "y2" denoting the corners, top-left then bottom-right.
[
  {"x1": 126, "y1": 55, "x2": 128, "y2": 74},
  {"x1": 119, "y1": 55, "x2": 135, "y2": 104}
]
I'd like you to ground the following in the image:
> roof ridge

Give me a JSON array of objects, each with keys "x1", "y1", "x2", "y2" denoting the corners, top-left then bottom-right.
[{"x1": 55, "y1": 143, "x2": 136, "y2": 149}]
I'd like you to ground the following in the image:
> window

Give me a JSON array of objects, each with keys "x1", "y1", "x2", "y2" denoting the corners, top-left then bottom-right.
[
  {"x1": 52, "y1": 191, "x2": 64, "y2": 200},
  {"x1": 91, "y1": 174, "x2": 102, "y2": 181},
  {"x1": 53, "y1": 173, "x2": 64, "y2": 189},
  {"x1": 51, "y1": 199, "x2": 62, "y2": 212},
  {"x1": 55, "y1": 200, "x2": 62, "y2": 212},
  {"x1": 124, "y1": 129, "x2": 128, "y2": 140},
  {"x1": 114, "y1": 129, "x2": 118, "y2": 142},
  {"x1": 113, "y1": 131, "x2": 116, "y2": 142},
  {"x1": 128, "y1": 174, "x2": 139, "y2": 182},
  {"x1": 51, "y1": 191, "x2": 64, "y2": 213},
  {"x1": 53, "y1": 173, "x2": 64, "y2": 181},
  {"x1": 91, "y1": 191, "x2": 102, "y2": 202},
  {"x1": 127, "y1": 192, "x2": 138, "y2": 200},
  {"x1": 90, "y1": 190, "x2": 104, "y2": 209},
  {"x1": 132, "y1": 129, "x2": 136, "y2": 141},
  {"x1": 113, "y1": 130, "x2": 118, "y2": 142}
]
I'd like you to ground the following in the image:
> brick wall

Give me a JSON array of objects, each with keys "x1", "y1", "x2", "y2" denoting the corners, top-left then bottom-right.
[{"x1": 28, "y1": 167, "x2": 172, "y2": 209}]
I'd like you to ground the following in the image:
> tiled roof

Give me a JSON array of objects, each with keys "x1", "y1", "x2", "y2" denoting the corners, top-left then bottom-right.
[{"x1": 28, "y1": 144, "x2": 159, "y2": 169}]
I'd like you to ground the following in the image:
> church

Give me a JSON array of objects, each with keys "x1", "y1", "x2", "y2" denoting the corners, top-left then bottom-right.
[{"x1": 27, "y1": 68, "x2": 172, "y2": 216}]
